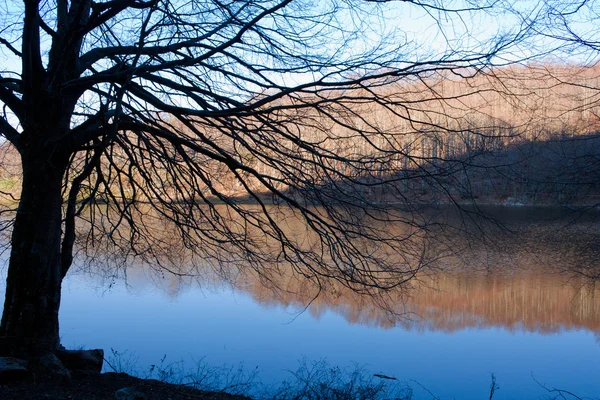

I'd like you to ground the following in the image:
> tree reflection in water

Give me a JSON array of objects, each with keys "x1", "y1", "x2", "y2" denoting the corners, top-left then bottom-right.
[{"x1": 71, "y1": 205, "x2": 600, "y2": 336}]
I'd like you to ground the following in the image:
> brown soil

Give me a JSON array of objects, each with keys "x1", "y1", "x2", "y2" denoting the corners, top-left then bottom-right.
[{"x1": 0, "y1": 371, "x2": 250, "y2": 400}]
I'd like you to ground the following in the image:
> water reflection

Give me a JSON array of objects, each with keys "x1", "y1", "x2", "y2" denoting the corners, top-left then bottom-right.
[
  {"x1": 115, "y1": 261, "x2": 600, "y2": 335},
  {"x1": 55, "y1": 244, "x2": 600, "y2": 399},
  {"x1": 88, "y1": 206, "x2": 600, "y2": 336},
  {"x1": 2, "y1": 206, "x2": 598, "y2": 399}
]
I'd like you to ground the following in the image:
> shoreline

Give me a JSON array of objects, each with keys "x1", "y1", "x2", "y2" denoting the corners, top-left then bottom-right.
[{"x1": 1, "y1": 370, "x2": 251, "y2": 400}]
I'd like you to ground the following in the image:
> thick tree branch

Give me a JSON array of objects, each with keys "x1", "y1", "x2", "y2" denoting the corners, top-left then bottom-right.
[
  {"x1": 85, "y1": 0, "x2": 157, "y2": 33},
  {"x1": 0, "y1": 116, "x2": 20, "y2": 148},
  {"x1": 21, "y1": 0, "x2": 46, "y2": 91},
  {"x1": 0, "y1": 81, "x2": 24, "y2": 120},
  {"x1": 61, "y1": 143, "x2": 105, "y2": 277}
]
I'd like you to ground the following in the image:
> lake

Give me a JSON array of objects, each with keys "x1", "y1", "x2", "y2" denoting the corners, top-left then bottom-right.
[{"x1": 1, "y1": 206, "x2": 600, "y2": 399}]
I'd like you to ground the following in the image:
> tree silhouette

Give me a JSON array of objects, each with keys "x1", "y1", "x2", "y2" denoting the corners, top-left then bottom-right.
[{"x1": 0, "y1": 0, "x2": 529, "y2": 365}]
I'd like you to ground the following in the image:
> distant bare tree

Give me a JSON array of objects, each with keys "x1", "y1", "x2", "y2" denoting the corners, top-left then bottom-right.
[{"x1": 0, "y1": 0, "x2": 532, "y2": 367}]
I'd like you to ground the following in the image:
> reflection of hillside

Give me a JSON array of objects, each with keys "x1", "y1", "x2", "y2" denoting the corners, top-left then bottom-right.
[
  {"x1": 407, "y1": 272, "x2": 599, "y2": 333},
  {"x1": 239, "y1": 268, "x2": 600, "y2": 334},
  {"x1": 71, "y1": 206, "x2": 600, "y2": 334},
  {"x1": 235, "y1": 214, "x2": 600, "y2": 334}
]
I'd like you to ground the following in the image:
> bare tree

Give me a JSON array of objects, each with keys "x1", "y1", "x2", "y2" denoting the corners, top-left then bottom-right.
[{"x1": 0, "y1": 0, "x2": 530, "y2": 367}]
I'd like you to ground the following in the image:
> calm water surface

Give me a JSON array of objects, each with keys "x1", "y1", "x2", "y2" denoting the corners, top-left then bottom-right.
[{"x1": 2, "y1": 206, "x2": 600, "y2": 399}]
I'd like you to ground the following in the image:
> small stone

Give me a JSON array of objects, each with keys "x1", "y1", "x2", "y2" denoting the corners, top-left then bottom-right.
[
  {"x1": 114, "y1": 386, "x2": 146, "y2": 400},
  {"x1": 37, "y1": 353, "x2": 72, "y2": 381},
  {"x1": 57, "y1": 348, "x2": 104, "y2": 372},
  {"x1": 0, "y1": 357, "x2": 29, "y2": 383}
]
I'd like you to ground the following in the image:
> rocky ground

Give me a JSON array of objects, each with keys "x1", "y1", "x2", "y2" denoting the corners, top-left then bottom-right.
[
  {"x1": 0, "y1": 370, "x2": 250, "y2": 400},
  {"x1": 0, "y1": 350, "x2": 250, "y2": 400}
]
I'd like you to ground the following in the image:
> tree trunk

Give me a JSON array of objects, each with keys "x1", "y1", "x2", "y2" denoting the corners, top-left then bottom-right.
[{"x1": 0, "y1": 150, "x2": 67, "y2": 358}]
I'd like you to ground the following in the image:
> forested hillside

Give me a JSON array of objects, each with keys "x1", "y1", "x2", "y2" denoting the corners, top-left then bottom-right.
[{"x1": 1, "y1": 63, "x2": 599, "y2": 206}]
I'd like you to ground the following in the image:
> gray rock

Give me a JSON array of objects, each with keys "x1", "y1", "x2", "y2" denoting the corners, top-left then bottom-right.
[
  {"x1": 37, "y1": 353, "x2": 72, "y2": 381},
  {"x1": 114, "y1": 386, "x2": 146, "y2": 400},
  {"x1": 57, "y1": 348, "x2": 104, "y2": 372},
  {"x1": 0, "y1": 357, "x2": 29, "y2": 383}
]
